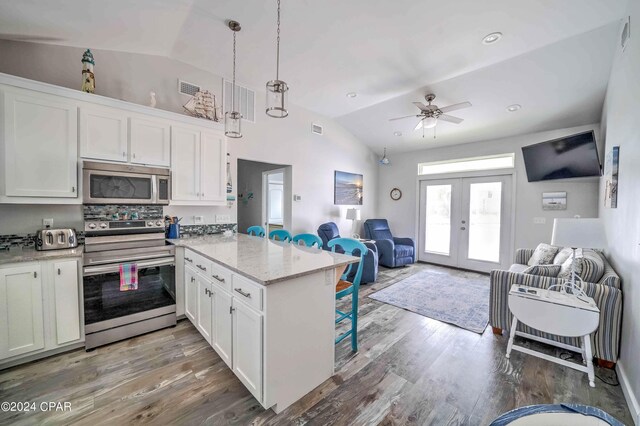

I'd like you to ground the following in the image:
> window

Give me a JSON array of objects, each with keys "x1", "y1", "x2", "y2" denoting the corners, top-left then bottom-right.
[
  {"x1": 224, "y1": 80, "x2": 256, "y2": 123},
  {"x1": 418, "y1": 153, "x2": 515, "y2": 175}
]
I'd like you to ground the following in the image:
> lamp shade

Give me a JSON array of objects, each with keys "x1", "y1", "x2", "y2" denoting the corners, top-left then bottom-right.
[
  {"x1": 346, "y1": 208, "x2": 361, "y2": 221},
  {"x1": 551, "y1": 218, "x2": 607, "y2": 249}
]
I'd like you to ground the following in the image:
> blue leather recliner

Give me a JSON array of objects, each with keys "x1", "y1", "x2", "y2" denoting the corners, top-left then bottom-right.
[
  {"x1": 363, "y1": 219, "x2": 415, "y2": 268},
  {"x1": 317, "y1": 222, "x2": 378, "y2": 284}
]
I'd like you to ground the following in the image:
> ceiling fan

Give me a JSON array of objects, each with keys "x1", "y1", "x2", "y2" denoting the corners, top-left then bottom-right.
[{"x1": 389, "y1": 94, "x2": 472, "y2": 137}]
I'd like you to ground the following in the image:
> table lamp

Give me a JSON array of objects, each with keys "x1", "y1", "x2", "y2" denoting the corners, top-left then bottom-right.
[
  {"x1": 346, "y1": 208, "x2": 361, "y2": 239},
  {"x1": 551, "y1": 218, "x2": 606, "y2": 294}
]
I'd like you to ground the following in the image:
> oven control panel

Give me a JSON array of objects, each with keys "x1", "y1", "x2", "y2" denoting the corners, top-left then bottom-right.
[{"x1": 84, "y1": 220, "x2": 164, "y2": 232}]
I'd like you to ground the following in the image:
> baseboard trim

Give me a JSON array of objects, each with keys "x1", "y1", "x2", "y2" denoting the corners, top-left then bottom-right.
[{"x1": 617, "y1": 361, "x2": 640, "y2": 425}]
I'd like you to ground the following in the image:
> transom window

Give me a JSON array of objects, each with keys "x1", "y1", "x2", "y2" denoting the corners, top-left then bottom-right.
[{"x1": 418, "y1": 153, "x2": 515, "y2": 175}]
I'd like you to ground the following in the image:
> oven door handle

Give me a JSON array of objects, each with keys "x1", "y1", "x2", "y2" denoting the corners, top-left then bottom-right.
[{"x1": 83, "y1": 257, "x2": 175, "y2": 276}]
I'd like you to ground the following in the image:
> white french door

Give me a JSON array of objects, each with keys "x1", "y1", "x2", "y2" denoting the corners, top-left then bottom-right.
[{"x1": 418, "y1": 175, "x2": 513, "y2": 272}]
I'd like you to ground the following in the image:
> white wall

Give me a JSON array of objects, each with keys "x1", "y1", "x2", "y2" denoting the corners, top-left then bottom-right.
[
  {"x1": 0, "y1": 40, "x2": 378, "y2": 237},
  {"x1": 377, "y1": 124, "x2": 601, "y2": 252},
  {"x1": 598, "y1": 3, "x2": 640, "y2": 423}
]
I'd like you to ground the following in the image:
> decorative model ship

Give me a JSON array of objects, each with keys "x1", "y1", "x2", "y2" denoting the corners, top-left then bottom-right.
[{"x1": 183, "y1": 90, "x2": 219, "y2": 121}]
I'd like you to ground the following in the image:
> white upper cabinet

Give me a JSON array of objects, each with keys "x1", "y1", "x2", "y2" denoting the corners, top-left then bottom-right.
[
  {"x1": 200, "y1": 131, "x2": 227, "y2": 204},
  {"x1": 79, "y1": 105, "x2": 128, "y2": 162},
  {"x1": 171, "y1": 126, "x2": 201, "y2": 201},
  {"x1": 2, "y1": 87, "x2": 78, "y2": 199},
  {"x1": 171, "y1": 126, "x2": 226, "y2": 206},
  {"x1": 130, "y1": 117, "x2": 170, "y2": 167}
]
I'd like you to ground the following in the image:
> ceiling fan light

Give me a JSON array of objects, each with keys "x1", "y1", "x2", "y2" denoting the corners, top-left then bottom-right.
[{"x1": 423, "y1": 116, "x2": 437, "y2": 129}]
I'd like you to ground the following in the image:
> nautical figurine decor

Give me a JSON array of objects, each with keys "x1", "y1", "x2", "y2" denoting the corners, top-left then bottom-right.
[
  {"x1": 183, "y1": 90, "x2": 218, "y2": 121},
  {"x1": 81, "y1": 49, "x2": 95, "y2": 93}
]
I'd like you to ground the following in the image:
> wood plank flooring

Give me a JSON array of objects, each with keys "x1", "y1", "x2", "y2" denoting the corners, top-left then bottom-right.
[{"x1": 0, "y1": 263, "x2": 632, "y2": 425}]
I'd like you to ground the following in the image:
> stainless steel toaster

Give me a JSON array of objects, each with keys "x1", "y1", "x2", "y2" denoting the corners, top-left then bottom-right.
[{"x1": 35, "y1": 228, "x2": 78, "y2": 251}]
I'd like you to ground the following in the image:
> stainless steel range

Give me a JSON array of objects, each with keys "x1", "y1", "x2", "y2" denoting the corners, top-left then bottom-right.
[{"x1": 82, "y1": 208, "x2": 176, "y2": 350}]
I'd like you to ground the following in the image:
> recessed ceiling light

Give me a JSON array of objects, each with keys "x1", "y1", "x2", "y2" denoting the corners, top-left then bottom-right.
[
  {"x1": 482, "y1": 32, "x2": 503, "y2": 45},
  {"x1": 506, "y1": 104, "x2": 521, "y2": 112},
  {"x1": 346, "y1": 92, "x2": 357, "y2": 98},
  {"x1": 393, "y1": 131, "x2": 402, "y2": 136}
]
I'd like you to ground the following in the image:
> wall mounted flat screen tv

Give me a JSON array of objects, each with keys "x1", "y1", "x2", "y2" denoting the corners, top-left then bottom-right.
[{"x1": 521, "y1": 131, "x2": 601, "y2": 182}]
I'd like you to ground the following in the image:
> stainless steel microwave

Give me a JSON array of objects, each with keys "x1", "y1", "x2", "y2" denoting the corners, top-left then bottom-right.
[{"x1": 83, "y1": 161, "x2": 170, "y2": 205}]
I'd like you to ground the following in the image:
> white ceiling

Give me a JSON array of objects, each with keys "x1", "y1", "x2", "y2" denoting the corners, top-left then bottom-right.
[{"x1": 0, "y1": 0, "x2": 628, "y2": 152}]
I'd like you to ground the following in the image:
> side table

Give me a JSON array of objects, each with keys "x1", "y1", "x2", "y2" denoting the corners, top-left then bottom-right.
[{"x1": 506, "y1": 284, "x2": 600, "y2": 387}]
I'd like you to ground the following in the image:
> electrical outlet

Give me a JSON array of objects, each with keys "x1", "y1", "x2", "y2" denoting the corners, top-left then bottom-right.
[
  {"x1": 216, "y1": 214, "x2": 231, "y2": 224},
  {"x1": 43, "y1": 218, "x2": 54, "y2": 228},
  {"x1": 194, "y1": 216, "x2": 204, "y2": 224},
  {"x1": 533, "y1": 217, "x2": 546, "y2": 225}
]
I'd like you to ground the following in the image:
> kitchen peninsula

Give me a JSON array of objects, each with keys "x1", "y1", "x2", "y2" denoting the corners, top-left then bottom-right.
[{"x1": 168, "y1": 233, "x2": 358, "y2": 413}]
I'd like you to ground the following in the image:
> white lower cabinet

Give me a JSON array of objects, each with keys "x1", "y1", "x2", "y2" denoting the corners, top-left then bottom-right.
[
  {"x1": 184, "y1": 266, "x2": 197, "y2": 323},
  {"x1": 184, "y1": 250, "x2": 263, "y2": 402},
  {"x1": 0, "y1": 264, "x2": 45, "y2": 359},
  {"x1": 0, "y1": 258, "x2": 82, "y2": 365},
  {"x1": 232, "y1": 298, "x2": 263, "y2": 402},
  {"x1": 196, "y1": 276, "x2": 213, "y2": 342},
  {"x1": 212, "y1": 286, "x2": 233, "y2": 368}
]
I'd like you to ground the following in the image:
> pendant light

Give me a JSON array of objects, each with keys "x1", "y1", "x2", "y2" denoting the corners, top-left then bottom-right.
[
  {"x1": 265, "y1": 0, "x2": 289, "y2": 118},
  {"x1": 225, "y1": 20, "x2": 242, "y2": 138},
  {"x1": 379, "y1": 148, "x2": 390, "y2": 165}
]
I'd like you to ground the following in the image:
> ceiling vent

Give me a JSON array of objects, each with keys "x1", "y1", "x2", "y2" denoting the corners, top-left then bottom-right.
[
  {"x1": 178, "y1": 79, "x2": 201, "y2": 96},
  {"x1": 311, "y1": 123, "x2": 323, "y2": 135},
  {"x1": 224, "y1": 80, "x2": 256, "y2": 123}
]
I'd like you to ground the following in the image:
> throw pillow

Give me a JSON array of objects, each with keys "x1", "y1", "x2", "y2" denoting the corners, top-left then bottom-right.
[
  {"x1": 553, "y1": 247, "x2": 573, "y2": 265},
  {"x1": 557, "y1": 249, "x2": 584, "y2": 280},
  {"x1": 579, "y1": 249, "x2": 606, "y2": 283},
  {"x1": 527, "y1": 243, "x2": 560, "y2": 266},
  {"x1": 523, "y1": 265, "x2": 562, "y2": 277}
]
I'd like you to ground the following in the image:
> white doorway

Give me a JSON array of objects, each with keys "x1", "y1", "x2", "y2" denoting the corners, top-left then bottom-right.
[
  {"x1": 262, "y1": 169, "x2": 285, "y2": 235},
  {"x1": 418, "y1": 174, "x2": 513, "y2": 272}
]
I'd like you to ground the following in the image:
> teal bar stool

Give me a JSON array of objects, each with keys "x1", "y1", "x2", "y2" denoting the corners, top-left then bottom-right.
[
  {"x1": 247, "y1": 226, "x2": 265, "y2": 237},
  {"x1": 269, "y1": 229, "x2": 292, "y2": 242},
  {"x1": 292, "y1": 233, "x2": 323, "y2": 248},
  {"x1": 327, "y1": 238, "x2": 368, "y2": 352}
]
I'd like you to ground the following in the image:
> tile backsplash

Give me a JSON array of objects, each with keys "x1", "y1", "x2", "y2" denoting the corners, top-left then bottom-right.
[
  {"x1": 0, "y1": 232, "x2": 85, "y2": 250},
  {"x1": 179, "y1": 223, "x2": 236, "y2": 237},
  {"x1": 83, "y1": 205, "x2": 164, "y2": 221}
]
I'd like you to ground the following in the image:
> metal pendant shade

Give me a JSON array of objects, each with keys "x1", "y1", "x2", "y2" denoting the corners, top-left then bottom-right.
[
  {"x1": 225, "y1": 20, "x2": 242, "y2": 138},
  {"x1": 266, "y1": 0, "x2": 289, "y2": 118}
]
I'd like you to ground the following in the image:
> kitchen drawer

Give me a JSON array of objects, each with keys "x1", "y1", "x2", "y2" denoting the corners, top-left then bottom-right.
[
  {"x1": 209, "y1": 262, "x2": 232, "y2": 293},
  {"x1": 186, "y1": 250, "x2": 212, "y2": 276},
  {"x1": 231, "y1": 274, "x2": 263, "y2": 312}
]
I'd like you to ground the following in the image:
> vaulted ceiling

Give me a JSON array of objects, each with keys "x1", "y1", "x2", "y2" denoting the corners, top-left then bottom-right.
[{"x1": 0, "y1": 0, "x2": 628, "y2": 152}]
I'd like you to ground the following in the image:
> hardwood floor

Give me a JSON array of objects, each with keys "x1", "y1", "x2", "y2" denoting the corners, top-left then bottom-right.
[{"x1": 0, "y1": 263, "x2": 632, "y2": 425}]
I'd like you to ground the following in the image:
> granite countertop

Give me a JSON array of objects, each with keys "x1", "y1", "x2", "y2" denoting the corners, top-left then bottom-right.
[
  {"x1": 0, "y1": 245, "x2": 84, "y2": 265},
  {"x1": 168, "y1": 234, "x2": 359, "y2": 286}
]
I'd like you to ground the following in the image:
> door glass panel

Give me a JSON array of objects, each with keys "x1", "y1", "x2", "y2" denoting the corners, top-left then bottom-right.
[
  {"x1": 424, "y1": 185, "x2": 452, "y2": 255},
  {"x1": 467, "y1": 182, "x2": 502, "y2": 262}
]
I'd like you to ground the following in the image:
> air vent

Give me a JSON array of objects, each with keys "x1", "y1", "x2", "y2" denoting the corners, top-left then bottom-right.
[
  {"x1": 224, "y1": 80, "x2": 255, "y2": 123},
  {"x1": 178, "y1": 79, "x2": 201, "y2": 96},
  {"x1": 311, "y1": 123, "x2": 323, "y2": 135}
]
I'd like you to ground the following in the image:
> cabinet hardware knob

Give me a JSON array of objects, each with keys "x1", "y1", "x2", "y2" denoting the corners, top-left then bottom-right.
[
  {"x1": 191, "y1": 277, "x2": 196, "y2": 283},
  {"x1": 460, "y1": 227, "x2": 466, "y2": 230},
  {"x1": 57, "y1": 268, "x2": 61, "y2": 275},
  {"x1": 234, "y1": 288, "x2": 251, "y2": 298},
  {"x1": 72, "y1": 186, "x2": 76, "y2": 192},
  {"x1": 133, "y1": 153, "x2": 136, "y2": 159},
  {"x1": 197, "y1": 264, "x2": 207, "y2": 271},
  {"x1": 34, "y1": 271, "x2": 37, "y2": 278},
  {"x1": 185, "y1": 257, "x2": 192, "y2": 262},
  {"x1": 229, "y1": 306, "x2": 235, "y2": 314},
  {"x1": 123, "y1": 151, "x2": 126, "y2": 157},
  {"x1": 212, "y1": 274, "x2": 225, "y2": 283}
]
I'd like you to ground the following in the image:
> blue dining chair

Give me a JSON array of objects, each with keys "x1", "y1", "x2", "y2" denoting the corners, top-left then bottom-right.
[
  {"x1": 269, "y1": 229, "x2": 292, "y2": 242},
  {"x1": 247, "y1": 226, "x2": 265, "y2": 237},
  {"x1": 292, "y1": 233, "x2": 323, "y2": 249},
  {"x1": 327, "y1": 238, "x2": 368, "y2": 352}
]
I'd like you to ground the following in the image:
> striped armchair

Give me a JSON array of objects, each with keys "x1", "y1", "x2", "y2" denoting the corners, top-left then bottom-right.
[{"x1": 490, "y1": 248, "x2": 622, "y2": 366}]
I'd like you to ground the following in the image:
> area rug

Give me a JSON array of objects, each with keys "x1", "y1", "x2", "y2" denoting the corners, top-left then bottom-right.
[{"x1": 368, "y1": 269, "x2": 490, "y2": 333}]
